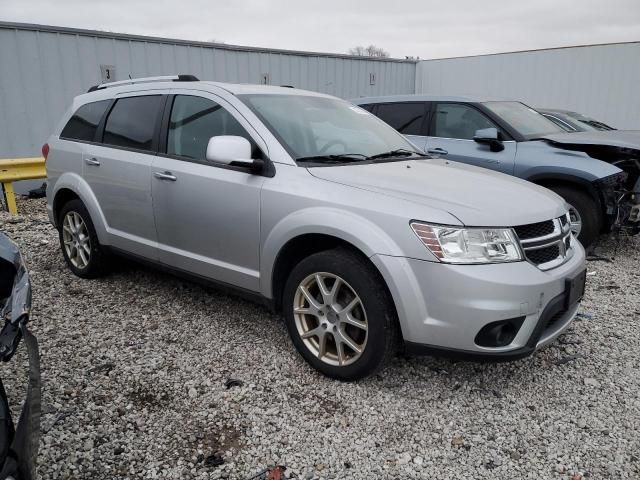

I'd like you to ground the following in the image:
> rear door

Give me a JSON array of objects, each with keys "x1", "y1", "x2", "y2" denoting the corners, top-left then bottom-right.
[
  {"x1": 150, "y1": 91, "x2": 267, "y2": 291},
  {"x1": 426, "y1": 102, "x2": 516, "y2": 175},
  {"x1": 372, "y1": 102, "x2": 429, "y2": 151},
  {"x1": 82, "y1": 92, "x2": 164, "y2": 259}
]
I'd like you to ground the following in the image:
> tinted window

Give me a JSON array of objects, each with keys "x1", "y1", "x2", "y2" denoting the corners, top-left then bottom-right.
[
  {"x1": 376, "y1": 102, "x2": 425, "y2": 135},
  {"x1": 167, "y1": 95, "x2": 253, "y2": 159},
  {"x1": 432, "y1": 103, "x2": 497, "y2": 140},
  {"x1": 60, "y1": 100, "x2": 110, "y2": 141},
  {"x1": 359, "y1": 104, "x2": 376, "y2": 113},
  {"x1": 103, "y1": 96, "x2": 163, "y2": 151}
]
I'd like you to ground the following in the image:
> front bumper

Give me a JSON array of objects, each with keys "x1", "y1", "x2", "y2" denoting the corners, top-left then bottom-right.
[{"x1": 371, "y1": 239, "x2": 586, "y2": 358}]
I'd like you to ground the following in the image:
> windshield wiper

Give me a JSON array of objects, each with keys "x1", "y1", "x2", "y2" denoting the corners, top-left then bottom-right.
[
  {"x1": 367, "y1": 149, "x2": 425, "y2": 160},
  {"x1": 296, "y1": 154, "x2": 368, "y2": 164}
]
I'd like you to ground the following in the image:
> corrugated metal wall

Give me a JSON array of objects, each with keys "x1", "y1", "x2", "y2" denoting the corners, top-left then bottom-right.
[
  {"x1": 415, "y1": 42, "x2": 640, "y2": 130},
  {"x1": 0, "y1": 22, "x2": 416, "y2": 160}
]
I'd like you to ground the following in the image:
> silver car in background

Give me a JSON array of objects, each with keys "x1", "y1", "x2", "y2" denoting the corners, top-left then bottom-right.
[{"x1": 45, "y1": 76, "x2": 586, "y2": 380}]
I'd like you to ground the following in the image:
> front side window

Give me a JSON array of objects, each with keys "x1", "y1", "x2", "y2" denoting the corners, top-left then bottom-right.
[
  {"x1": 167, "y1": 95, "x2": 253, "y2": 159},
  {"x1": 103, "y1": 95, "x2": 163, "y2": 151},
  {"x1": 432, "y1": 103, "x2": 497, "y2": 140},
  {"x1": 239, "y1": 94, "x2": 416, "y2": 160},
  {"x1": 483, "y1": 101, "x2": 565, "y2": 139},
  {"x1": 60, "y1": 100, "x2": 110, "y2": 142},
  {"x1": 376, "y1": 102, "x2": 426, "y2": 135}
]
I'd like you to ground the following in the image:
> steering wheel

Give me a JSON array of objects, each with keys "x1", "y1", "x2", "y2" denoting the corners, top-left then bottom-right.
[{"x1": 317, "y1": 140, "x2": 348, "y2": 155}]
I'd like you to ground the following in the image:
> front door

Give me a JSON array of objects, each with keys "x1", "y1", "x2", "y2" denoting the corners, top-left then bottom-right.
[
  {"x1": 151, "y1": 92, "x2": 268, "y2": 291},
  {"x1": 426, "y1": 102, "x2": 516, "y2": 175}
]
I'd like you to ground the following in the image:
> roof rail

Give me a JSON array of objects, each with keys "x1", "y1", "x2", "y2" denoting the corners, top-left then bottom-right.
[{"x1": 87, "y1": 74, "x2": 199, "y2": 93}]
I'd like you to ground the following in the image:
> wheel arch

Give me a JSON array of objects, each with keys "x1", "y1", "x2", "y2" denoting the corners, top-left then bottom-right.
[
  {"x1": 50, "y1": 173, "x2": 109, "y2": 244},
  {"x1": 527, "y1": 173, "x2": 603, "y2": 210},
  {"x1": 269, "y1": 233, "x2": 399, "y2": 319}
]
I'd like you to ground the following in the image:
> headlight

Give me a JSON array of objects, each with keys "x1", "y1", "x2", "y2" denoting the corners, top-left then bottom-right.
[{"x1": 410, "y1": 222, "x2": 523, "y2": 264}]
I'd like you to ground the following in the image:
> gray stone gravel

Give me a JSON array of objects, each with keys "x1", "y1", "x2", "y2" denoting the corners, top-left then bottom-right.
[{"x1": 0, "y1": 197, "x2": 639, "y2": 479}]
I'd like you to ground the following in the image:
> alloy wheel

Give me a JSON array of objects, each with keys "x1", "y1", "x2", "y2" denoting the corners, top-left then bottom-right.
[
  {"x1": 567, "y1": 204, "x2": 582, "y2": 237},
  {"x1": 293, "y1": 272, "x2": 368, "y2": 367},
  {"x1": 62, "y1": 211, "x2": 91, "y2": 269}
]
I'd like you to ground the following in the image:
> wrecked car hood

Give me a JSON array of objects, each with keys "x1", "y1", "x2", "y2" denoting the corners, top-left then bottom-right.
[
  {"x1": 541, "y1": 130, "x2": 640, "y2": 153},
  {"x1": 308, "y1": 158, "x2": 568, "y2": 226}
]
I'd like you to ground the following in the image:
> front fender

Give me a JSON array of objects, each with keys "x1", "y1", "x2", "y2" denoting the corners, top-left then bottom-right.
[
  {"x1": 516, "y1": 144, "x2": 623, "y2": 182},
  {"x1": 49, "y1": 172, "x2": 110, "y2": 245},
  {"x1": 259, "y1": 206, "x2": 429, "y2": 298}
]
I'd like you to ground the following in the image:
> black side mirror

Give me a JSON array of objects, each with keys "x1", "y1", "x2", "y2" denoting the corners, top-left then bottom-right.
[{"x1": 473, "y1": 127, "x2": 504, "y2": 152}]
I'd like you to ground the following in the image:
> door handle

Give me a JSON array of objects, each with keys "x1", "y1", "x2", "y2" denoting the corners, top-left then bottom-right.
[
  {"x1": 85, "y1": 157, "x2": 101, "y2": 166},
  {"x1": 154, "y1": 171, "x2": 177, "y2": 181},
  {"x1": 427, "y1": 148, "x2": 448, "y2": 156}
]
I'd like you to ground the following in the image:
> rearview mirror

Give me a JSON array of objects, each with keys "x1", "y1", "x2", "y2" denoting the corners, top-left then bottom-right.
[
  {"x1": 473, "y1": 128, "x2": 504, "y2": 152},
  {"x1": 206, "y1": 136, "x2": 255, "y2": 167}
]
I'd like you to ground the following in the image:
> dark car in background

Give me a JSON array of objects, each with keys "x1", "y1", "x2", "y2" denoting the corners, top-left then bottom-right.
[
  {"x1": 538, "y1": 108, "x2": 616, "y2": 132},
  {"x1": 353, "y1": 95, "x2": 640, "y2": 247}
]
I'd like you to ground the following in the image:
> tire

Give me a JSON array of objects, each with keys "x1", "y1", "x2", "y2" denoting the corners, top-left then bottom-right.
[
  {"x1": 548, "y1": 185, "x2": 601, "y2": 249},
  {"x1": 57, "y1": 199, "x2": 109, "y2": 278},
  {"x1": 282, "y1": 248, "x2": 398, "y2": 381}
]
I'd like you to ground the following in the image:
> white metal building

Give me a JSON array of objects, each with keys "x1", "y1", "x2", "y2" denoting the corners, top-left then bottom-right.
[
  {"x1": 0, "y1": 21, "x2": 417, "y2": 161},
  {"x1": 415, "y1": 42, "x2": 640, "y2": 130}
]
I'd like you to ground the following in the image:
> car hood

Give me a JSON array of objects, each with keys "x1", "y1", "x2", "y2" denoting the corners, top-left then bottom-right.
[
  {"x1": 541, "y1": 130, "x2": 640, "y2": 152},
  {"x1": 308, "y1": 159, "x2": 567, "y2": 226}
]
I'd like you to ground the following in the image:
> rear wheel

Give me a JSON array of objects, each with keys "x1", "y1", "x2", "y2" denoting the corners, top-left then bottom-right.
[
  {"x1": 283, "y1": 248, "x2": 398, "y2": 381},
  {"x1": 548, "y1": 185, "x2": 601, "y2": 248},
  {"x1": 58, "y1": 199, "x2": 109, "y2": 278}
]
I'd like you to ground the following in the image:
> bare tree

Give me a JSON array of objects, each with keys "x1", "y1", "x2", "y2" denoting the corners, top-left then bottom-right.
[{"x1": 348, "y1": 45, "x2": 390, "y2": 58}]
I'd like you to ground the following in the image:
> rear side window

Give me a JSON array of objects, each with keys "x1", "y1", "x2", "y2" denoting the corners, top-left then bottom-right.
[
  {"x1": 167, "y1": 95, "x2": 254, "y2": 159},
  {"x1": 60, "y1": 100, "x2": 110, "y2": 142},
  {"x1": 103, "y1": 96, "x2": 163, "y2": 151},
  {"x1": 358, "y1": 104, "x2": 376, "y2": 113},
  {"x1": 375, "y1": 102, "x2": 426, "y2": 135}
]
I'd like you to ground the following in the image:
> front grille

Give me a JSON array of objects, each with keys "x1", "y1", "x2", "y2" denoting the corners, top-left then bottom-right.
[
  {"x1": 514, "y1": 220, "x2": 555, "y2": 240},
  {"x1": 526, "y1": 245, "x2": 560, "y2": 265},
  {"x1": 514, "y1": 216, "x2": 573, "y2": 270}
]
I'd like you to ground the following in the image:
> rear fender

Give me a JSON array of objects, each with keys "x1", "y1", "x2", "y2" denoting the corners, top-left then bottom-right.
[{"x1": 50, "y1": 172, "x2": 109, "y2": 245}]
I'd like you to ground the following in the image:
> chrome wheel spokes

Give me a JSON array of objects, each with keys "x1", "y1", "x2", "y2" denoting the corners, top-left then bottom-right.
[
  {"x1": 293, "y1": 272, "x2": 368, "y2": 366},
  {"x1": 568, "y1": 205, "x2": 582, "y2": 237},
  {"x1": 62, "y1": 211, "x2": 91, "y2": 269}
]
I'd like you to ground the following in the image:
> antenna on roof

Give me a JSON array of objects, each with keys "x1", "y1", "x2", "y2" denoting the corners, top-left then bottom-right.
[{"x1": 129, "y1": 74, "x2": 132, "y2": 79}]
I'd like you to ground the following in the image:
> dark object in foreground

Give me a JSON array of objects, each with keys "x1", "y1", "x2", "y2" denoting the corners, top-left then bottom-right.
[
  {"x1": 27, "y1": 183, "x2": 47, "y2": 200},
  {"x1": 0, "y1": 232, "x2": 40, "y2": 479}
]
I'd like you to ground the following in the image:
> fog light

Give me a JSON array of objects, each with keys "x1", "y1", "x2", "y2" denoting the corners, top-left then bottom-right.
[{"x1": 475, "y1": 317, "x2": 525, "y2": 347}]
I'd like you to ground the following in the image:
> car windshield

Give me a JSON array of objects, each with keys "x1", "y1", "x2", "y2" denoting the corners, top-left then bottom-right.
[
  {"x1": 238, "y1": 94, "x2": 420, "y2": 163},
  {"x1": 483, "y1": 101, "x2": 566, "y2": 139}
]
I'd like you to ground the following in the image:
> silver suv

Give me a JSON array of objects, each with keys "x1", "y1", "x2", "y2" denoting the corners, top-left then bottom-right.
[{"x1": 45, "y1": 76, "x2": 587, "y2": 380}]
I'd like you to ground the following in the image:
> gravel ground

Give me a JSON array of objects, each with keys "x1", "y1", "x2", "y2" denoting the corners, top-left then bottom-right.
[{"x1": 1, "y1": 197, "x2": 639, "y2": 480}]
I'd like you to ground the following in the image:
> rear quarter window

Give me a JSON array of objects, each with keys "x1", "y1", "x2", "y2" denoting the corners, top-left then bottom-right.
[{"x1": 60, "y1": 100, "x2": 111, "y2": 142}]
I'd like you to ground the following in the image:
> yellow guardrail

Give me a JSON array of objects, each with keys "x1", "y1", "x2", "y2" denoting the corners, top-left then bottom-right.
[{"x1": 0, "y1": 158, "x2": 46, "y2": 215}]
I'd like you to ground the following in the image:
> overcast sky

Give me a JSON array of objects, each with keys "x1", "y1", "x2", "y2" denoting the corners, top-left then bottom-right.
[{"x1": 2, "y1": 0, "x2": 639, "y2": 59}]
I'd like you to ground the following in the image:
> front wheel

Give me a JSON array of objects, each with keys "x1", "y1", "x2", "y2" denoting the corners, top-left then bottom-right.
[
  {"x1": 282, "y1": 248, "x2": 398, "y2": 381},
  {"x1": 548, "y1": 185, "x2": 602, "y2": 249}
]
